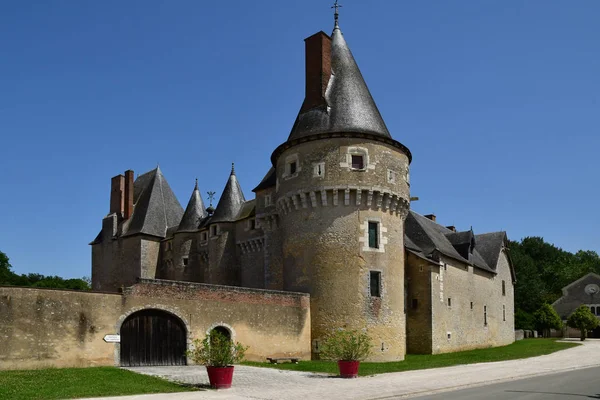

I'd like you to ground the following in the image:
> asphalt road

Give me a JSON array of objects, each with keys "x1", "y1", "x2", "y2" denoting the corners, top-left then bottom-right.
[{"x1": 410, "y1": 366, "x2": 600, "y2": 400}]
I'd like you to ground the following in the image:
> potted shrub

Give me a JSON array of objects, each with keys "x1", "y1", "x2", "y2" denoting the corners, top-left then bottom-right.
[
  {"x1": 187, "y1": 330, "x2": 248, "y2": 389},
  {"x1": 320, "y1": 329, "x2": 372, "y2": 378}
]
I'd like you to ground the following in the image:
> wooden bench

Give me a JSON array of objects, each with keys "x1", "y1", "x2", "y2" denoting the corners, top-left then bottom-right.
[{"x1": 266, "y1": 357, "x2": 300, "y2": 364}]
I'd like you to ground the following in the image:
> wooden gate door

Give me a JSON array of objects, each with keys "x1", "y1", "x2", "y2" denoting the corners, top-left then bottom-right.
[{"x1": 120, "y1": 309, "x2": 187, "y2": 367}]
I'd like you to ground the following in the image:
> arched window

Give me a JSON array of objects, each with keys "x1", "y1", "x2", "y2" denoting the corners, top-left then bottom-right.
[{"x1": 210, "y1": 326, "x2": 231, "y2": 342}]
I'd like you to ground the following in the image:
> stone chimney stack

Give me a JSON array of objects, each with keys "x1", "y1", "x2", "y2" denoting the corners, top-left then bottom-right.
[
  {"x1": 110, "y1": 174, "x2": 125, "y2": 216},
  {"x1": 301, "y1": 31, "x2": 332, "y2": 112},
  {"x1": 446, "y1": 225, "x2": 456, "y2": 232},
  {"x1": 124, "y1": 170, "x2": 134, "y2": 220},
  {"x1": 424, "y1": 214, "x2": 436, "y2": 222}
]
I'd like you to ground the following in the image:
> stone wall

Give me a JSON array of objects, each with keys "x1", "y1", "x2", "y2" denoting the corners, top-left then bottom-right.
[
  {"x1": 405, "y1": 252, "x2": 432, "y2": 354},
  {"x1": 0, "y1": 280, "x2": 310, "y2": 370},
  {"x1": 429, "y1": 251, "x2": 515, "y2": 354}
]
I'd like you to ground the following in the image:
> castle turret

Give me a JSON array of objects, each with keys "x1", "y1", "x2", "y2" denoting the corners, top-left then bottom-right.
[
  {"x1": 271, "y1": 20, "x2": 411, "y2": 361},
  {"x1": 207, "y1": 164, "x2": 246, "y2": 285}
]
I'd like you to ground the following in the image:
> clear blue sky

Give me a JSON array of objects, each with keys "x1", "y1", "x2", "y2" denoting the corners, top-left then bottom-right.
[{"x1": 1, "y1": 1, "x2": 599, "y2": 279}]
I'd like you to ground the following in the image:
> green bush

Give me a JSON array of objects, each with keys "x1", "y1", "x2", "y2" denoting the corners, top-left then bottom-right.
[
  {"x1": 567, "y1": 305, "x2": 599, "y2": 341},
  {"x1": 319, "y1": 329, "x2": 372, "y2": 361},
  {"x1": 534, "y1": 303, "x2": 563, "y2": 337},
  {"x1": 187, "y1": 331, "x2": 247, "y2": 367}
]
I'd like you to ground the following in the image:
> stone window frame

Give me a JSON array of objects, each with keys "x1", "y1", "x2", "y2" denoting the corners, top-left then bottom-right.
[
  {"x1": 264, "y1": 194, "x2": 272, "y2": 207},
  {"x1": 340, "y1": 146, "x2": 374, "y2": 172},
  {"x1": 313, "y1": 162, "x2": 325, "y2": 178},
  {"x1": 369, "y1": 269, "x2": 382, "y2": 298},
  {"x1": 282, "y1": 153, "x2": 301, "y2": 180},
  {"x1": 359, "y1": 217, "x2": 388, "y2": 253},
  {"x1": 387, "y1": 169, "x2": 396, "y2": 184},
  {"x1": 447, "y1": 297, "x2": 452, "y2": 308},
  {"x1": 182, "y1": 256, "x2": 189, "y2": 267},
  {"x1": 502, "y1": 280, "x2": 506, "y2": 296},
  {"x1": 210, "y1": 224, "x2": 219, "y2": 238},
  {"x1": 200, "y1": 231, "x2": 208, "y2": 242},
  {"x1": 245, "y1": 218, "x2": 256, "y2": 231}
]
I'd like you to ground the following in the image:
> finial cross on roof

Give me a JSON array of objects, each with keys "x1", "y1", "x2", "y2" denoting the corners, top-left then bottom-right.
[
  {"x1": 332, "y1": 0, "x2": 342, "y2": 25},
  {"x1": 207, "y1": 191, "x2": 216, "y2": 206}
]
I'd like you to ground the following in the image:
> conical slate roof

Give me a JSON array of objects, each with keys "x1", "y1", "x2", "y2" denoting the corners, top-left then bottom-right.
[
  {"x1": 177, "y1": 180, "x2": 207, "y2": 232},
  {"x1": 288, "y1": 24, "x2": 390, "y2": 141},
  {"x1": 210, "y1": 165, "x2": 246, "y2": 223},
  {"x1": 123, "y1": 166, "x2": 184, "y2": 238}
]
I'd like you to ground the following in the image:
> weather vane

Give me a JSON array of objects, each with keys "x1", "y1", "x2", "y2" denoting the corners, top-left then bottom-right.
[
  {"x1": 332, "y1": 0, "x2": 342, "y2": 26},
  {"x1": 207, "y1": 191, "x2": 216, "y2": 207}
]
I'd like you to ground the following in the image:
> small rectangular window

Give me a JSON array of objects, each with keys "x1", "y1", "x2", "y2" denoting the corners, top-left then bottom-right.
[
  {"x1": 183, "y1": 257, "x2": 189, "y2": 266},
  {"x1": 447, "y1": 298, "x2": 452, "y2": 307},
  {"x1": 211, "y1": 225, "x2": 218, "y2": 236},
  {"x1": 249, "y1": 219, "x2": 256, "y2": 230},
  {"x1": 264, "y1": 194, "x2": 272, "y2": 207},
  {"x1": 484, "y1": 305, "x2": 488, "y2": 326},
  {"x1": 201, "y1": 232, "x2": 207, "y2": 241},
  {"x1": 368, "y1": 221, "x2": 379, "y2": 249},
  {"x1": 412, "y1": 298, "x2": 418, "y2": 309},
  {"x1": 290, "y1": 161, "x2": 297, "y2": 175},
  {"x1": 503, "y1": 305, "x2": 506, "y2": 322},
  {"x1": 502, "y1": 280, "x2": 506, "y2": 296},
  {"x1": 370, "y1": 271, "x2": 381, "y2": 297},
  {"x1": 470, "y1": 302, "x2": 473, "y2": 310},
  {"x1": 351, "y1": 155, "x2": 364, "y2": 169}
]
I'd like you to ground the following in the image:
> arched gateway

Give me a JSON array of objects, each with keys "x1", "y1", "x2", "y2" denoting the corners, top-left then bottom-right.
[{"x1": 120, "y1": 309, "x2": 187, "y2": 366}]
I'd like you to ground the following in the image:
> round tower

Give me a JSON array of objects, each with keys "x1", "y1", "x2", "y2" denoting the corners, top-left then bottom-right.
[{"x1": 271, "y1": 21, "x2": 411, "y2": 361}]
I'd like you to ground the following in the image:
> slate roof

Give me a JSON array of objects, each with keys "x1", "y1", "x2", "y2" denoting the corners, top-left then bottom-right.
[
  {"x1": 288, "y1": 24, "x2": 390, "y2": 141},
  {"x1": 474, "y1": 232, "x2": 507, "y2": 272},
  {"x1": 404, "y1": 211, "x2": 499, "y2": 274},
  {"x1": 210, "y1": 166, "x2": 246, "y2": 223},
  {"x1": 272, "y1": 23, "x2": 411, "y2": 165},
  {"x1": 253, "y1": 167, "x2": 276, "y2": 192},
  {"x1": 91, "y1": 167, "x2": 185, "y2": 243},
  {"x1": 236, "y1": 200, "x2": 256, "y2": 221},
  {"x1": 122, "y1": 167, "x2": 184, "y2": 238},
  {"x1": 177, "y1": 180, "x2": 207, "y2": 233}
]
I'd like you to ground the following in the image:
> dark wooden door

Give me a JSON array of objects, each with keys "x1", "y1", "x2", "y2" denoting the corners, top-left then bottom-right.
[{"x1": 120, "y1": 309, "x2": 187, "y2": 367}]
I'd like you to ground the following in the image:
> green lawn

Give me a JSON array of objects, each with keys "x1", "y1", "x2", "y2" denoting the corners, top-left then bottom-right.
[
  {"x1": 244, "y1": 339, "x2": 580, "y2": 375},
  {"x1": 0, "y1": 367, "x2": 195, "y2": 400}
]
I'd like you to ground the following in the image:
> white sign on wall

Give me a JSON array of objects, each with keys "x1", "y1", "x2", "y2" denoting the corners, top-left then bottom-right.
[{"x1": 103, "y1": 334, "x2": 121, "y2": 343}]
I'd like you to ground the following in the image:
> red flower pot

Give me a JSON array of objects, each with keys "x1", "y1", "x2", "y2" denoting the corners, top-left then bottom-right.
[
  {"x1": 206, "y1": 366, "x2": 234, "y2": 389},
  {"x1": 338, "y1": 360, "x2": 360, "y2": 378}
]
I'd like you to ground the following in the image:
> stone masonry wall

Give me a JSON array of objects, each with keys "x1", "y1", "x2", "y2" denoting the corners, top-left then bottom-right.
[
  {"x1": 0, "y1": 280, "x2": 310, "y2": 370},
  {"x1": 430, "y1": 251, "x2": 514, "y2": 354},
  {"x1": 405, "y1": 252, "x2": 432, "y2": 354}
]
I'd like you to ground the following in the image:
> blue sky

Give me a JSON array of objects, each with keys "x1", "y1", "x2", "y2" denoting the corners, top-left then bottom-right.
[{"x1": 1, "y1": 1, "x2": 598, "y2": 279}]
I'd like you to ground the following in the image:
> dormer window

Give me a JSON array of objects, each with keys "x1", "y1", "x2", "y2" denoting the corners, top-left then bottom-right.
[
  {"x1": 264, "y1": 194, "x2": 272, "y2": 207},
  {"x1": 210, "y1": 225, "x2": 218, "y2": 237},
  {"x1": 351, "y1": 155, "x2": 364, "y2": 170},
  {"x1": 284, "y1": 154, "x2": 300, "y2": 179},
  {"x1": 249, "y1": 219, "x2": 256, "y2": 230}
]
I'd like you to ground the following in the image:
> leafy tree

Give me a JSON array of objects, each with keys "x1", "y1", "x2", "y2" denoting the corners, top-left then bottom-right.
[
  {"x1": 0, "y1": 250, "x2": 13, "y2": 284},
  {"x1": 567, "y1": 305, "x2": 599, "y2": 341},
  {"x1": 515, "y1": 308, "x2": 535, "y2": 331},
  {"x1": 533, "y1": 303, "x2": 563, "y2": 337}
]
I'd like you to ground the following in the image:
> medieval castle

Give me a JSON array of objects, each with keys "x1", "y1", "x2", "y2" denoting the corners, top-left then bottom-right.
[{"x1": 89, "y1": 16, "x2": 516, "y2": 361}]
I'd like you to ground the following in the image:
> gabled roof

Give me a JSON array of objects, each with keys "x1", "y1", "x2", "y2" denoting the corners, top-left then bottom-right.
[
  {"x1": 210, "y1": 165, "x2": 246, "y2": 223},
  {"x1": 474, "y1": 232, "x2": 507, "y2": 271},
  {"x1": 236, "y1": 200, "x2": 256, "y2": 221},
  {"x1": 404, "y1": 211, "x2": 496, "y2": 274},
  {"x1": 252, "y1": 167, "x2": 276, "y2": 192},
  {"x1": 123, "y1": 166, "x2": 184, "y2": 238},
  {"x1": 177, "y1": 180, "x2": 207, "y2": 233}
]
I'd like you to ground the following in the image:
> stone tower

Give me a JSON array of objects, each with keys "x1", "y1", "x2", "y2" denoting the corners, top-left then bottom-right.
[{"x1": 271, "y1": 21, "x2": 411, "y2": 361}]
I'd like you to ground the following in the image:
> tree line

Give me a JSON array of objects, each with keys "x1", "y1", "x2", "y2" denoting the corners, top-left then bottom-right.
[
  {"x1": 511, "y1": 236, "x2": 600, "y2": 331},
  {"x1": 0, "y1": 250, "x2": 90, "y2": 291}
]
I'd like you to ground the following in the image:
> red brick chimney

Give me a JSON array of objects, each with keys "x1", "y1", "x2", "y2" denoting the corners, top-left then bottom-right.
[
  {"x1": 424, "y1": 214, "x2": 436, "y2": 222},
  {"x1": 124, "y1": 170, "x2": 134, "y2": 220},
  {"x1": 301, "y1": 31, "x2": 332, "y2": 112},
  {"x1": 110, "y1": 175, "x2": 125, "y2": 216}
]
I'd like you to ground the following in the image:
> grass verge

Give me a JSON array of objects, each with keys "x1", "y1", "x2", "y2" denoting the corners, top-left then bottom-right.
[
  {"x1": 0, "y1": 366, "x2": 194, "y2": 400},
  {"x1": 244, "y1": 339, "x2": 580, "y2": 375}
]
